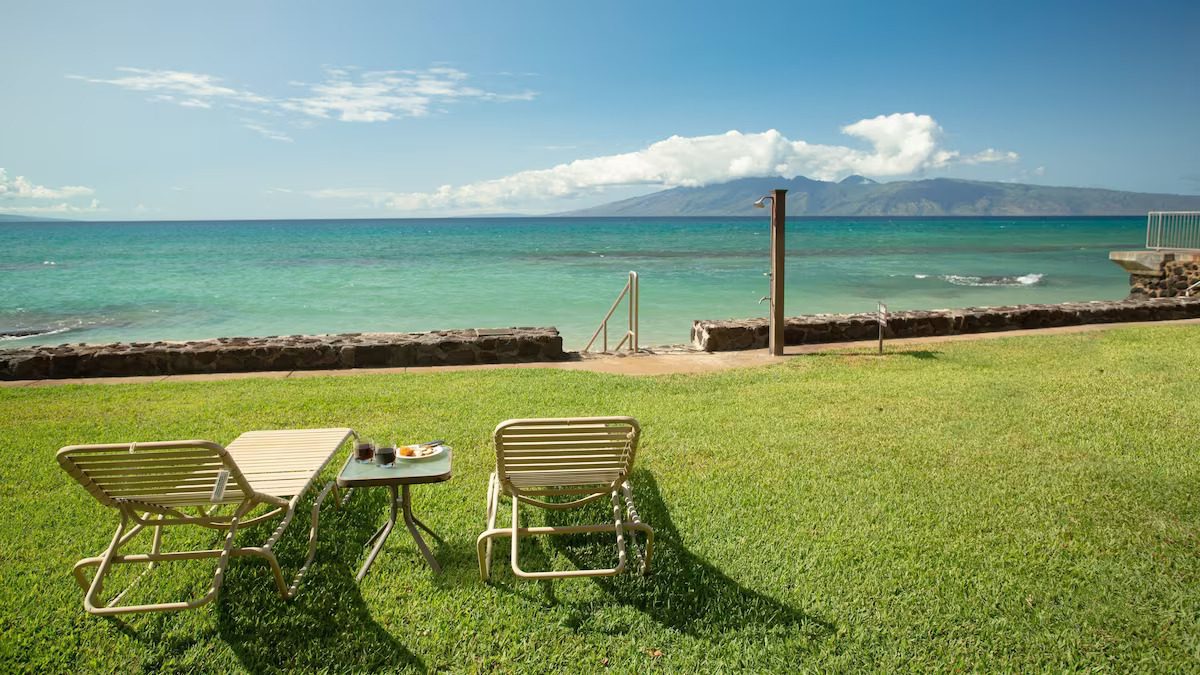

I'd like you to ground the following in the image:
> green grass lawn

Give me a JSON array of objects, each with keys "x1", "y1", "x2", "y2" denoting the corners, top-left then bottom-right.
[{"x1": 3, "y1": 326, "x2": 1199, "y2": 672}]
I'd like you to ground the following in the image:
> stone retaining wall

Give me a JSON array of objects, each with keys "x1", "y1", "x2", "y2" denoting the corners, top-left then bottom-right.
[
  {"x1": 1129, "y1": 260, "x2": 1200, "y2": 298},
  {"x1": 691, "y1": 298, "x2": 1200, "y2": 351},
  {"x1": 1110, "y1": 250, "x2": 1200, "y2": 299},
  {"x1": 0, "y1": 328, "x2": 565, "y2": 380}
]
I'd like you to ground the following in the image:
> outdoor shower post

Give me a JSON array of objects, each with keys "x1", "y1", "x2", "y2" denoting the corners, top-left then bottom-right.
[{"x1": 769, "y1": 189, "x2": 787, "y2": 356}]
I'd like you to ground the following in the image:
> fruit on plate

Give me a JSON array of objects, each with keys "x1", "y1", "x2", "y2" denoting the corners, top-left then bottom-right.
[{"x1": 395, "y1": 443, "x2": 443, "y2": 459}]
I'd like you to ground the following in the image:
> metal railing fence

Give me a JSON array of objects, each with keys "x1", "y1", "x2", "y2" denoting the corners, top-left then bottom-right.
[{"x1": 1146, "y1": 211, "x2": 1200, "y2": 251}]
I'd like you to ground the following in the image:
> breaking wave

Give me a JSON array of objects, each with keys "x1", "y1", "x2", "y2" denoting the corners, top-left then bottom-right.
[
  {"x1": 0, "y1": 326, "x2": 72, "y2": 341},
  {"x1": 918, "y1": 273, "x2": 1045, "y2": 287}
]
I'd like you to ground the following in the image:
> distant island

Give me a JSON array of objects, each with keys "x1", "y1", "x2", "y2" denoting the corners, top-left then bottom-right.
[
  {"x1": 7, "y1": 176, "x2": 1200, "y2": 222},
  {"x1": 558, "y1": 176, "x2": 1200, "y2": 217},
  {"x1": 0, "y1": 214, "x2": 70, "y2": 223}
]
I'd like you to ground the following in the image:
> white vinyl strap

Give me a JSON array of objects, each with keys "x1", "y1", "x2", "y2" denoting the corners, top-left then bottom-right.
[{"x1": 211, "y1": 469, "x2": 230, "y2": 502}]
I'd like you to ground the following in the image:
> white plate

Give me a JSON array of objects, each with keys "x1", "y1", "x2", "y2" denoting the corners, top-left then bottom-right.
[{"x1": 395, "y1": 444, "x2": 448, "y2": 461}]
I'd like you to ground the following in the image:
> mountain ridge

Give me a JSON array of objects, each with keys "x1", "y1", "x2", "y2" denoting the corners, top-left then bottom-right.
[
  {"x1": 558, "y1": 176, "x2": 1200, "y2": 217},
  {"x1": 0, "y1": 213, "x2": 73, "y2": 223}
]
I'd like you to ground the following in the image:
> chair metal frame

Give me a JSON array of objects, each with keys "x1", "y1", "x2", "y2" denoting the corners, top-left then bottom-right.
[
  {"x1": 476, "y1": 416, "x2": 653, "y2": 580},
  {"x1": 57, "y1": 429, "x2": 354, "y2": 615}
]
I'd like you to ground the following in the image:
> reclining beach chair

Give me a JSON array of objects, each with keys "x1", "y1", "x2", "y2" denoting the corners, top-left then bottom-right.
[
  {"x1": 57, "y1": 428, "x2": 355, "y2": 615},
  {"x1": 477, "y1": 416, "x2": 653, "y2": 580}
]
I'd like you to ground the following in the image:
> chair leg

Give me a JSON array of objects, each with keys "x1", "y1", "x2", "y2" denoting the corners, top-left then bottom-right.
[
  {"x1": 477, "y1": 473, "x2": 500, "y2": 581},
  {"x1": 73, "y1": 519, "x2": 147, "y2": 592},
  {"x1": 148, "y1": 516, "x2": 164, "y2": 570},
  {"x1": 610, "y1": 489, "x2": 628, "y2": 574},
  {"x1": 621, "y1": 481, "x2": 654, "y2": 575},
  {"x1": 507, "y1": 490, "x2": 628, "y2": 579},
  {"x1": 77, "y1": 502, "x2": 251, "y2": 616},
  {"x1": 633, "y1": 522, "x2": 654, "y2": 575},
  {"x1": 203, "y1": 502, "x2": 252, "y2": 602},
  {"x1": 288, "y1": 481, "x2": 336, "y2": 595},
  {"x1": 510, "y1": 493, "x2": 520, "y2": 575},
  {"x1": 79, "y1": 511, "x2": 130, "y2": 603},
  {"x1": 91, "y1": 516, "x2": 167, "y2": 607},
  {"x1": 252, "y1": 480, "x2": 337, "y2": 599},
  {"x1": 473, "y1": 480, "x2": 657, "y2": 581}
]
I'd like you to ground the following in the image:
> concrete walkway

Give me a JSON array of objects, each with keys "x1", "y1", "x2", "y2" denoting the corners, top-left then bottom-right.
[{"x1": 4, "y1": 317, "x2": 1199, "y2": 388}]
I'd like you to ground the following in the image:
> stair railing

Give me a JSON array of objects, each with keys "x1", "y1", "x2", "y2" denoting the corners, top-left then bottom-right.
[{"x1": 583, "y1": 271, "x2": 639, "y2": 354}]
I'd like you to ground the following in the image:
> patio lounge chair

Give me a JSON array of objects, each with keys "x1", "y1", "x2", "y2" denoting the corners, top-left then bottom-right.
[
  {"x1": 57, "y1": 427, "x2": 355, "y2": 615},
  {"x1": 476, "y1": 416, "x2": 653, "y2": 580}
]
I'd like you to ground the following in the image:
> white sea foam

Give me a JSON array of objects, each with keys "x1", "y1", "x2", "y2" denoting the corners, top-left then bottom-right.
[
  {"x1": 937, "y1": 273, "x2": 1044, "y2": 287},
  {"x1": 0, "y1": 326, "x2": 70, "y2": 341},
  {"x1": 42, "y1": 260, "x2": 56, "y2": 265}
]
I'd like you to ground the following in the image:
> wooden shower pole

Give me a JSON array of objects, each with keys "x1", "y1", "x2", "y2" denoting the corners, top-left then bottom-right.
[{"x1": 769, "y1": 189, "x2": 787, "y2": 356}]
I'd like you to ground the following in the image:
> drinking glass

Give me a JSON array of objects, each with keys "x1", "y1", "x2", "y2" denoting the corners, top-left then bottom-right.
[
  {"x1": 354, "y1": 438, "x2": 375, "y2": 463},
  {"x1": 375, "y1": 442, "x2": 397, "y2": 467}
]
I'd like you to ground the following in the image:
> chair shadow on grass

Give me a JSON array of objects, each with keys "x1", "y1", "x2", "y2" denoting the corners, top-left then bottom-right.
[
  {"x1": 215, "y1": 487, "x2": 426, "y2": 673},
  {"x1": 496, "y1": 471, "x2": 833, "y2": 643}
]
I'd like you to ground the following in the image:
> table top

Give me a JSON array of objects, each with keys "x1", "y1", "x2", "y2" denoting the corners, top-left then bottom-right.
[{"x1": 337, "y1": 448, "x2": 453, "y2": 487}]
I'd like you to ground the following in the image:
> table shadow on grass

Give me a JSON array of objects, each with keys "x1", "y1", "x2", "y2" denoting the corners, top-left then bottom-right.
[
  {"x1": 500, "y1": 471, "x2": 834, "y2": 644},
  {"x1": 216, "y1": 488, "x2": 426, "y2": 673}
]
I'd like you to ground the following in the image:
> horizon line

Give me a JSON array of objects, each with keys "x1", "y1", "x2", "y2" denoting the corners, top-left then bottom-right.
[{"x1": 0, "y1": 214, "x2": 1153, "y2": 225}]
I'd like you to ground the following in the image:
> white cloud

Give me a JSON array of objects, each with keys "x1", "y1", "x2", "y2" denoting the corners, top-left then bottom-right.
[
  {"x1": 69, "y1": 67, "x2": 269, "y2": 108},
  {"x1": 308, "y1": 187, "x2": 387, "y2": 201},
  {"x1": 70, "y1": 65, "x2": 537, "y2": 138},
  {"x1": 962, "y1": 148, "x2": 1020, "y2": 165},
  {"x1": 307, "y1": 113, "x2": 1020, "y2": 212},
  {"x1": 0, "y1": 168, "x2": 95, "y2": 200},
  {"x1": 241, "y1": 120, "x2": 294, "y2": 143},
  {"x1": 281, "y1": 66, "x2": 537, "y2": 122},
  {"x1": 0, "y1": 199, "x2": 103, "y2": 214}
]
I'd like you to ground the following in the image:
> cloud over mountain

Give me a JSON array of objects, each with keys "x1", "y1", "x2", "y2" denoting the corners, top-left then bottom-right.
[
  {"x1": 309, "y1": 113, "x2": 1019, "y2": 212},
  {"x1": 0, "y1": 168, "x2": 100, "y2": 214}
]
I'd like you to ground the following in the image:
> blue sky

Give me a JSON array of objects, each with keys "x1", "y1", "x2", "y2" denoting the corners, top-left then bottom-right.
[{"x1": 1, "y1": 0, "x2": 1198, "y2": 220}]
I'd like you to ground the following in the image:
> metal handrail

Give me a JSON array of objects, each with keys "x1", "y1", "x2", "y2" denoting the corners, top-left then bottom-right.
[
  {"x1": 1146, "y1": 211, "x2": 1200, "y2": 251},
  {"x1": 1186, "y1": 279, "x2": 1200, "y2": 297},
  {"x1": 583, "y1": 271, "x2": 639, "y2": 354}
]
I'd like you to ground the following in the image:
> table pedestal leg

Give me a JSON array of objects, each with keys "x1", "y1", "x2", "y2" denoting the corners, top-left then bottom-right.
[
  {"x1": 410, "y1": 514, "x2": 444, "y2": 544},
  {"x1": 356, "y1": 485, "x2": 398, "y2": 581},
  {"x1": 401, "y1": 485, "x2": 442, "y2": 573}
]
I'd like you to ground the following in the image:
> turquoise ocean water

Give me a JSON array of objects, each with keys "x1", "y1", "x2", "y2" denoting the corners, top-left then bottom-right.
[{"x1": 0, "y1": 217, "x2": 1142, "y2": 349}]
